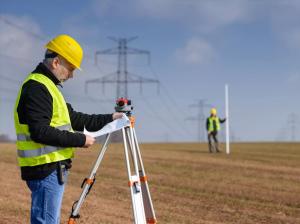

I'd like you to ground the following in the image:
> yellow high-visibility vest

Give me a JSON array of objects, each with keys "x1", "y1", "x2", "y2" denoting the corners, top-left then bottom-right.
[
  {"x1": 208, "y1": 117, "x2": 221, "y2": 132},
  {"x1": 14, "y1": 73, "x2": 74, "y2": 167}
]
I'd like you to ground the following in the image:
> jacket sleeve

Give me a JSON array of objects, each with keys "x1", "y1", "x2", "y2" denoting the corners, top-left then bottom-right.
[
  {"x1": 206, "y1": 118, "x2": 209, "y2": 131},
  {"x1": 219, "y1": 118, "x2": 226, "y2": 123},
  {"x1": 23, "y1": 82, "x2": 86, "y2": 147},
  {"x1": 67, "y1": 103, "x2": 113, "y2": 132}
]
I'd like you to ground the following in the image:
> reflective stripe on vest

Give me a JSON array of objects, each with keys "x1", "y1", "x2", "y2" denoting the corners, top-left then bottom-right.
[
  {"x1": 16, "y1": 124, "x2": 72, "y2": 158},
  {"x1": 208, "y1": 117, "x2": 221, "y2": 132},
  {"x1": 16, "y1": 124, "x2": 71, "y2": 142},
  {"x1": 14, "y1": 73, "x2": 74, "y2": 167},
  {"x1": 18, "y1": 145, "x2": 67, "y2": 157}
]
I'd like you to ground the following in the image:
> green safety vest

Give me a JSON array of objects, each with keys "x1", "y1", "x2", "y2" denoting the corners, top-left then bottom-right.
[
  {"x1": 14, "y1": 73, "x2": 74, "y2": 167},
  {"x1": 208, "y1": 117, "x2": 221, "y2": 132}
]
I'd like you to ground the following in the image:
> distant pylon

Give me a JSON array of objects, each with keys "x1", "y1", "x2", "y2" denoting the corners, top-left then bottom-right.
[
  {"x1": 85, "y1": 37, "x2": 159, "y2": 98},
  {"x1": 186, "y1": 99, "x2": 211, "y2": 142}
]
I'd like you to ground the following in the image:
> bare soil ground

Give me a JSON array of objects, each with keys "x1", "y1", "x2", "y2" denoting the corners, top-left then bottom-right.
[{"x1": 0, "y1": 142, "x2": 300, "y2": 224}]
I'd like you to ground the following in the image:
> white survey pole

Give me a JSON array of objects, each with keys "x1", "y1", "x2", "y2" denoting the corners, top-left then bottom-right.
[{"x1": 225, "y1": 84, "x2": 230, "y2": 154}]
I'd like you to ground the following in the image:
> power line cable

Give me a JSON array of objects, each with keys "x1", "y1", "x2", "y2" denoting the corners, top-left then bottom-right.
[
  {"x1": 64, "y1": 92, "x2": 113, "y2": 104},
  {"x1": 147, "y1": 64, "x2": 194, "y2": 136},
  {"x1": 136, "y1": 95, "x2": 188, "y2": 138},
  {"x1": 147, "y1": 65, "x2": 191, "y2": 118},
  {"x1": 0, "y1": 52, "x2": 37, "y2": 64},
  {"x1": 0, "y1": 16, "x2": 46, "y2": 41},
  {"x1": 86, "y1": 37, "x2": 158, "y2": 99},
  {"x1": 154, "y1": 93, "x2": 194, "y2": 136},
  {"x1": 0, "y1": 74, "x2": 22, "y2": 84},
  {"x1": 125, "y1": 61, "x2": 193, "y2": 137}
]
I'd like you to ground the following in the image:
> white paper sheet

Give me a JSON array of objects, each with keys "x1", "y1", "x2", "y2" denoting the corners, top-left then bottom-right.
[{"x1": 83, "y1": 114, "x2": 130, "y2": 137}]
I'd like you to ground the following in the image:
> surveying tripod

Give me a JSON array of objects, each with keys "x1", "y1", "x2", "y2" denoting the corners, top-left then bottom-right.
[{"x1": 68, "y1": 98, "x2": 157, "y2": 224}]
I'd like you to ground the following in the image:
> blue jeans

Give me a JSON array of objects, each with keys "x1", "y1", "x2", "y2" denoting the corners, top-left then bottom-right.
[{"x1": 26, "y1": 169, "x2": 68, "y2": 224}]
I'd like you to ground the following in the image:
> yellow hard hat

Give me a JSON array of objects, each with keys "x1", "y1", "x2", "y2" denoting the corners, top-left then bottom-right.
[
  {"x1": 210, "y1": 108, "x2": 217, "y2": 115},
  {"x1": 45, "y1": 34, "x2": 83, "y2": 70}
]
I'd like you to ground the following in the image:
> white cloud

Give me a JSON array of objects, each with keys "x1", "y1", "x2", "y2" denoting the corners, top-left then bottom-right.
[
  {"x1": 0, "y1": 15, "x2": 45, "y2": 88},
  {"x1": 0, "y1": 14, "x2": 44, "y2": 61},
  {"x1": 194, "y1": 0, "x2": 252, "y2": 29},
  {"x1": 79, "y1": 0, "x2": 300, "y2": 49},
  {"x1": 87, "y1": 0, "x2": 254, "y2": 32},
  {"x1": 133, "y1": 0, "x2": 253, "y2": 32},
  {"x1": 89, "y1": 0, "x2": 135, "y2": 19},
  {"x1": 175, "y1": 38, "x2": 215, "y2": 65},
  {"x1": 0, "y1": 14, "x2": 46, "y2": 139}
]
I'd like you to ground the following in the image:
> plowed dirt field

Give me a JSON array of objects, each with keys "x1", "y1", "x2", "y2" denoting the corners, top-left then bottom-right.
[{"x1": 1, "y1": 142, "x2": 299, "y2": 223}]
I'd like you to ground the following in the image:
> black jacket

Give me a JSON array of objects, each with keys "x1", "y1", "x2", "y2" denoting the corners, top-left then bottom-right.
[{"x1": 17, "y1": 63, "x2": 113, "y2": 180}]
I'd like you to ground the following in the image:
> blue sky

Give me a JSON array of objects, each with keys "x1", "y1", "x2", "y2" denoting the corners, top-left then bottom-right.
[{"x1": 1, "y1": 0, "x2": 300, "y2": 142}]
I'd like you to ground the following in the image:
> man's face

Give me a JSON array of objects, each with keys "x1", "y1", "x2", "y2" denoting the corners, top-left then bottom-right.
[{"x1": 53, "y1": 56, "x2": 76, "y2": 83}]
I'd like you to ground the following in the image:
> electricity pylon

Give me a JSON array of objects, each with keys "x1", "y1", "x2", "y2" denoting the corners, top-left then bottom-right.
[
  {"x1": 85, "y1": 37, "x2": 159, "y2": 98},
  {"x1": 186, "y1": 99, "x2": 211, "y2": 142}
]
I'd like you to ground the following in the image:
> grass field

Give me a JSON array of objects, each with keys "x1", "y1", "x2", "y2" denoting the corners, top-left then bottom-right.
[{"x1": 0, "y1": 142, "x2": 300, "y2": 224}]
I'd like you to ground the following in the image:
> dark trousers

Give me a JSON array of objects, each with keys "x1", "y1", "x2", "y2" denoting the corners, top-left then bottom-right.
[{"x1": 208, "y1": 131, "x2": 220, "y2": 153}]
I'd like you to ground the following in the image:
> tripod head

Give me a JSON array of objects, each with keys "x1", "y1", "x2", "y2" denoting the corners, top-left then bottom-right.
[{"x1": 115, "y1": 97, "x2": 133, "y2": 116}]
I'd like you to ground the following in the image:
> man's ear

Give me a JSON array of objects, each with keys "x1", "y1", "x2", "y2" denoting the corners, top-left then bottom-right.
[{"x1": 51, "y1": 57, "x2": 60, "y2": 69}]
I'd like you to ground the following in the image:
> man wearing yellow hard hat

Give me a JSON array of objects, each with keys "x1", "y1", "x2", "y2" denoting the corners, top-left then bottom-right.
[
  {"x1": 14, "y1": 34, "x2": 123, "y2": 224},
  {"x1": 206, "y1": 108, "x2": 226, "y2": 153}
]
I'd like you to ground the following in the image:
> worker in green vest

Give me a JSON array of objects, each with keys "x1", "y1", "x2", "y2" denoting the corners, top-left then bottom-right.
[
  {"x1": 14, "y1": 34, "x2": 123, "y2": 224},
  {"x1": 206, "y1": 108, "x2": 226, "y2": 153}
]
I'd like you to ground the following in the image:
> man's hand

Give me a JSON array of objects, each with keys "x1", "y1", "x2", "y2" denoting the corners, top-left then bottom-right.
[
  {"x1": 112, "y1": 112, "x2": 124, "y2": 120},
  {"x1": 84, "y1": 135, "x2": 96, "y2": 148}
]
